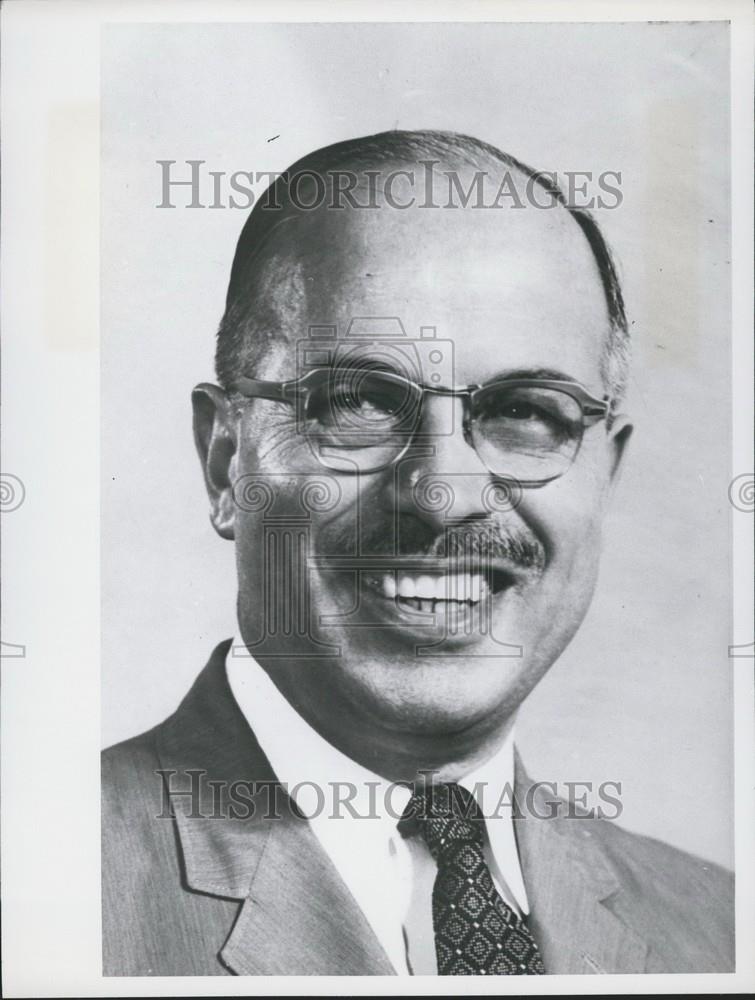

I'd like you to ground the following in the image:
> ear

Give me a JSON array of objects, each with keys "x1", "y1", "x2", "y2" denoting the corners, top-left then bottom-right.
[
  {"x1": 192, "y1": 383, "x2": 239, "y2": 540},
  {"x1": 605, "y1": 413, "x2": 633, "y2": 498}
]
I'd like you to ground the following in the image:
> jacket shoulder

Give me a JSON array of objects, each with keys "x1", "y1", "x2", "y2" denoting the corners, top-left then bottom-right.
[
  {"x1": 586, "y1": 818, "x2": 734, "y2": 972},
  {"x1": 102, "y1": 726, "x2": 165, "y2": 816}
]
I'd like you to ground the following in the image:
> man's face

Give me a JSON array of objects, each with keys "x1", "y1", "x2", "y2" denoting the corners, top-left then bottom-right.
[{"x1": 195, "y1": 165, "x2": 631, "y2": 753}]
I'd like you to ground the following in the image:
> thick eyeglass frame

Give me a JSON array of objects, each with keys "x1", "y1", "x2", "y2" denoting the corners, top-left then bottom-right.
[{"x1": 229, "y1": 368, "x2": 612, "y2": 485}]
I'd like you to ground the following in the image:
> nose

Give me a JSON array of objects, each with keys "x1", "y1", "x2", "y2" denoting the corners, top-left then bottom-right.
[{"x1": 387, "y1": 393, "x2": 493, "y2": 527}]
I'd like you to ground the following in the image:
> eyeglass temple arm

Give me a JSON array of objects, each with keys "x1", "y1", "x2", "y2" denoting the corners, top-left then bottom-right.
[
  {"x1": 583, "y1": 405, "x2": 609, "y2": 425},
  {"x1": 230, "y1": 376, "x2": 297, "y2": 402},
  {"x1": 584, "y1": 396, "x2": 615, "y2": 427}
]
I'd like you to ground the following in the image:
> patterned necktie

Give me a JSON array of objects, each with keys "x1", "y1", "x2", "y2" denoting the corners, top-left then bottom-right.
[{"x1": 399, "y1": 782, "x2": 545, "y2": 976}]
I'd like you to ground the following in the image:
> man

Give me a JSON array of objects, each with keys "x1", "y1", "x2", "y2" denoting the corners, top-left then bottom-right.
[{"x1": 102, "y1": 130, "x2": 734, "y2": 976}]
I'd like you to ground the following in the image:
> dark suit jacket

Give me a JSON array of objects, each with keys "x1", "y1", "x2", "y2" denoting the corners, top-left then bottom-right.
[{"x1": 102, "y1": 640, "x2": 735, "y2": 976}]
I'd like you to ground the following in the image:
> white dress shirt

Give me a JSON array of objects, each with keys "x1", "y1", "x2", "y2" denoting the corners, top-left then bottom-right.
[{"x1": 226, "y1": 639, "x2": 529, "y2": 975}]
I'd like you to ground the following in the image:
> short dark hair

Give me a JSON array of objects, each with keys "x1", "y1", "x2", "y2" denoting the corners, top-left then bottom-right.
[{"x1": 215, "y1": 129, "x2": 629, "y2": 404}]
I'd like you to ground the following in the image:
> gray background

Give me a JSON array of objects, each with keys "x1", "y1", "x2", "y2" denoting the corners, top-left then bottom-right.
[{"x1": 102, "y1": 21, "x2": 732, "y2": 865}]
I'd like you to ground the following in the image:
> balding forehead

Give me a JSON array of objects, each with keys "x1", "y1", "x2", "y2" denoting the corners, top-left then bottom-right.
[{"x1": 253, "y1": 176, "x2": 605, "y2": 324}]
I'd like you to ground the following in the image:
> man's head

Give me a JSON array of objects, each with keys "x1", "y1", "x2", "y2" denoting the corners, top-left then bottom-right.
[{"x1": 193, "y1": 130, "x2": 632, "y2": 776}]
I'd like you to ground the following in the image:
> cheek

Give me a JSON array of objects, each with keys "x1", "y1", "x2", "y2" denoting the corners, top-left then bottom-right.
[
  {"x1": 521, "y1": 462, "x2": 607, "y2": 578},
  {"x1": 233, "y1": 466, "x2": 365, "y2": 586},
  {"x1": 512, "y1": 472, "x2": 606, "y2": 667}
]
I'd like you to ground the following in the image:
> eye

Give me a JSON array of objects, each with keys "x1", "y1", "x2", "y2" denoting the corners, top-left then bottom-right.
[
  {"x1": 347, "y1": 384, "x2": 401, "y2": 417},
  {"x1": 499, "y1": 401, "x2": 545, "y2": 421},
  {"x1": 476, "y1": 386, "x2": 582, "y2": 441},
  {"x1": 308, "y1": 383, "x2": 391, "y2": 424},
  {"x1": 305, "y1": 370, "x2": 418, "y2": 432},
  {"x1": 483, "y1": 395, "x2": 560, "y2": 427}
]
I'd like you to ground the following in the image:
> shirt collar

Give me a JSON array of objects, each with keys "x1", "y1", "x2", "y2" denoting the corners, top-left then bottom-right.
[{"x1": 225, "y1": 637, "x2": 410, "y2": 822}]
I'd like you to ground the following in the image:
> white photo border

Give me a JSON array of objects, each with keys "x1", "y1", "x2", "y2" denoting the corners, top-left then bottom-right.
[{"x1": 1, "y1": 0, "x2": 752, "y2": 995}]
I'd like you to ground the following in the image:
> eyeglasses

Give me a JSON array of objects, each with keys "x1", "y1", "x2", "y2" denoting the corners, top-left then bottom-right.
[{"x1": 230, "y1": 368, "x2": 611, "y2": 485}]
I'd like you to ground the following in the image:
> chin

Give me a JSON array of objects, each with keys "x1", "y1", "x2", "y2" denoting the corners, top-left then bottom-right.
[{"x1": 345, "y1": 653, "x2": 533, "y2": 736}]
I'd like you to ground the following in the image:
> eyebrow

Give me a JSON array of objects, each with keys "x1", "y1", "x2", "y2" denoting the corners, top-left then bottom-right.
[{"x1": 484, "y1": 367, "x2": 581, "y2": 384}]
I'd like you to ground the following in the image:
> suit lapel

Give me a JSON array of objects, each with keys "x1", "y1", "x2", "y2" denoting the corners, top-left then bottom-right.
[
  {"x1": 513, "y1": 754, "x2": 648, "y2": 974},
  {"x1": 221, "y1": 810, "x2": 396, "y2": 975},
  {"x1": 156, "y1": 641, "x2": 395, "y2": 975}
]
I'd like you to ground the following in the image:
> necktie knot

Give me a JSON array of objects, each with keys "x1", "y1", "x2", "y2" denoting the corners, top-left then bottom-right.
[{"x1": 399, "y1": 782, "x2": 485, "y2": 861}]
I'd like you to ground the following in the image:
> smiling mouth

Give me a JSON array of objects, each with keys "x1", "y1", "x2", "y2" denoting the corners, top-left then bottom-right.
[{"x1": 366, "y1": 566, "x2": 515, "y2": 613}]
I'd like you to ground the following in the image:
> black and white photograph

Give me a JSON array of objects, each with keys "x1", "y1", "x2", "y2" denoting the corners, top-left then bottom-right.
[{"x1": 2, "y1": 1, "x2": 753, "y2": 995}]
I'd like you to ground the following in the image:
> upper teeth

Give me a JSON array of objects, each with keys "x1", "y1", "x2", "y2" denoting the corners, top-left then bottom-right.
[{"x1": 382, "y1": 574, "x2": 487, "y2": 601}]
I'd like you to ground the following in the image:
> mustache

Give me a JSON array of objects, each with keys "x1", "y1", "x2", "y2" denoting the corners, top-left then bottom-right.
[{"x1": 324, "y1": 515, "x2": 546, "y2": 572}]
